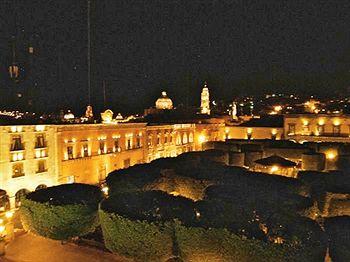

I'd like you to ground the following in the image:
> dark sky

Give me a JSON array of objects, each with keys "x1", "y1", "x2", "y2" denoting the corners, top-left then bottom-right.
[{"x1": 1, "y1": 0, "x2": 350, "y2": 114}]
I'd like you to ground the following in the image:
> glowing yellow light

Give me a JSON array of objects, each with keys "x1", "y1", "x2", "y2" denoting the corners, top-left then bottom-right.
[
  {"x1": 35, "y1": 150, "x2": 41, "y2": 158},
  {"x1": 271, "y1": 129, "x2": 277, "y2": 135},
  {"x1": 274, "y1": 105, "x2": 282, "y2": 112},
  {"x1": 318, "y1": 119, "x2": 325, "y2": 126},
  {"x1": 101, "y1": 186, "x2": 109, "y2": 196},
  {"x1": 170, "y1": 191, "x2": 179, "y2": 196},
  {"x1": 270, "y1": 165, "x2": 279, "y2": 173},
  {"x1": 326, "y1": 151, "x2": 337, "y2": 160},
  {"x1": 0, "y1": 219, "x2": 4, "y2": 224},
  {"x1": 0, "y1": 226, "x2": 5, "y2": 234},
  {"x1": 5, "y1": 211, "x2": 13, "y2": 219},
  {"x1": 12, "y1": 154, "x2": 18, "y2": 162},
  {"x1": 302, "y1": 119, "x2": 309, "y2": 126},
  {"x1": 333, "y1": 119, "x2": 341, "y2": 126},
  {"x1": 195, "y1": 210, "x2": 201, "y2": 218},
  {"x1": 35, "y1": 125, "x2": 45, "y2": 132},
  {"x1": 17, "y1": 152, "x2": 23, "y2": 161},
  {"x1": 247, "y1": 128, "x2": 253, "y2": 134},
  {"x1": 72, "y1": 138, "x2": 77, "y2": 143},
  {"x1": 198, "y1": 135, "x2": 206, "y2": 144},
  {"x1": 17, "y1": 126, "x2": 23, "y2": 132},
  {"x1": 10, "y1": 126, "x2": 17, "y2": 132}
]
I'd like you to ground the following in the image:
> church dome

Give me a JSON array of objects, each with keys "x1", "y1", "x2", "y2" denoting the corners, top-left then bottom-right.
[{"x1": 155, "y1": 91, "x2": 173, "y2": 110}]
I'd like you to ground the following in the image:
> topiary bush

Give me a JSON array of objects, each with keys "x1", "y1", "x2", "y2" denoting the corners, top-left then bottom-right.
[
  {"x1": 20, "y1": 183, "x2": 103, "y2": 240},
  {"x1": 175, "y1": 224, "x2": 287, "y2": 262},
  {"x1": 99, "y1": 211, "x2": 173, "y2": 262},
  {"x1": 99, "y1": 191, "x2": 196, "y2": 261}
]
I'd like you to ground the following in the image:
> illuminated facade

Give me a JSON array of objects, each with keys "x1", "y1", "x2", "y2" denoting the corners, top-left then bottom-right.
[
  {"x1": 285, "y1": 114, "x2": 350, "y2": 143},
  {"x1": 0, "y1": 121, "x2": 224, "y2": 208},
  {"x1": 155, "y1": 91, "x2": 173, "y2": 110},
  {"x1": 200, "y1": 83, "x2": 210, "y2": 115}
]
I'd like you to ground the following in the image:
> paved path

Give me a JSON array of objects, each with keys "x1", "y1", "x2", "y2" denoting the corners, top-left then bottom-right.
[{"x1": 2, "y1": 233, "x2": 128, "y2": 262}]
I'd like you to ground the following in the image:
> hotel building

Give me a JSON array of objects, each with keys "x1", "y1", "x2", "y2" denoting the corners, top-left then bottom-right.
[{"x1": 0, "y1": 121, "x2": 223, "y2": 208}]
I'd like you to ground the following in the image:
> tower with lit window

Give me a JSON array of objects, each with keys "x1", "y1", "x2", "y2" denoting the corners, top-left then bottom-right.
[{"x1": 200, "y1": 82, "x2": 210, "y2": 115}]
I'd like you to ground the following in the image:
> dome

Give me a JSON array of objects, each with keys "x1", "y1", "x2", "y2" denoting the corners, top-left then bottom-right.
[
  {"x1": 63, "y1": 110, "x2": 75, "y2": 120},
  {"x1": 101, "y1": 109, "x2": 114, "y2": 123},
  {"x1": 155, "y1": 91, "x2": 173, "y2": 110}
]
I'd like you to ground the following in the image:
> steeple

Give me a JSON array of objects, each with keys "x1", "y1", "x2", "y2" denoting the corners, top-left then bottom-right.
[{"x1": 200, "y1": 81, "x2": 210, "y2": 115}]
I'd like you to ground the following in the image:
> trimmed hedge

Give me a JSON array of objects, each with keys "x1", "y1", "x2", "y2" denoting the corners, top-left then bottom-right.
[
  {"x1": 20, "y1": 183, "x2": 103, "y2": 240},
  {"x1": 175, "y1": 224, "x2": 287, "y2": 262},
  {"x1": 99, "y1": 211, "x2": 173, "y2": 262}
]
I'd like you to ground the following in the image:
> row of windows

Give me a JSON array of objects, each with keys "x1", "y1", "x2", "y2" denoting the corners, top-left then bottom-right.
[
  {"x1": 10, "y1": 134, "x2": 46, "y2": 151},
  {"x1": 288, "y1": 123, "x2": 343, "y2": 136},
  {"x1": 12, "y1": 160, "x2": 47, "y2": 178},
  {"x1": 65, "y1": 136, "x2": 142, "y2": 160},
  {"x1": 148, "y1": 132, "x2": 193, "y2": 147}
]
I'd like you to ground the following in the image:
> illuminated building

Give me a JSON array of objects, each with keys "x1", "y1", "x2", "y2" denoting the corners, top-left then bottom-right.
[
  {"x1": 200, "y1": 82, "x2": 210, "y2": 115},
  {"x1": 224, "y1": 116, "x2": 284, "y2": 140},
  {"x1": 155, "y1": 91, "x2": 173, "y2": 110},
  {"x1": 0, "y1": 121, "x2": 223, "y2": 208},
  {"x1": 85, "y1": 105, "x2": 94, "y2": 119},
  {"x1": 101, "y1": 109, "x2": 114, "y2": 124},
  {"x1": 285, "y1": 114, "x2": 350, "y2": 143}
]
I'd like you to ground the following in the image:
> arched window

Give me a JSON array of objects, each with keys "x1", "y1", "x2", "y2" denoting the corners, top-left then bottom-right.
[
  {"x1": 188, "y1": 133, "x2": 194, "y2": 143},
  {"x1": 15, "y1": 189, "x2": 30, "y2": 208},
  {"x1": 183, "y1": 133, "x2": 188, "y2": 144},
  {"x1": 35, "y1": 184, "x2": 47, "y2": 191},
  {"x1": 176, "y1": 134, "x2": 182, "y2": 145}
]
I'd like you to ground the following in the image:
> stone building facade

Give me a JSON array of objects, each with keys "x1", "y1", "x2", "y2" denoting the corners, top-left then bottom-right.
[{"x1": 0, "y1": 122, "x2": 222, "y2": 207}]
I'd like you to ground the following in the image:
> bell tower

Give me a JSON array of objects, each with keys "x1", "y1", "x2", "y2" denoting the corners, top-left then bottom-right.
[{"x1": 200, "y1": 82, "x2": 210, "y2": 115}]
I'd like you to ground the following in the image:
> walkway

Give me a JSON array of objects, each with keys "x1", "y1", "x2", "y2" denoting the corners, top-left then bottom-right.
[{"x1": 2, "y1": 233, "x2": 129, "y2": 262}]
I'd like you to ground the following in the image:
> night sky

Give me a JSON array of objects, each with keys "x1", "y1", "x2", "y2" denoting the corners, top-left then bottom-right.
[{"x1": 1, "y1": 0, "x2": 350, "y2": 114}]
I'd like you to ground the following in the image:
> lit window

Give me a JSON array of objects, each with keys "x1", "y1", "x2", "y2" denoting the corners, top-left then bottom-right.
[
  {"x1": 126, "y1": 138, "x2": 132, "y2": 150},
  {"x1": 12, "y1": 163, "x2": 24, "y2": 178},
  {"x1": 176, "y1": 134, "x2": 181, "y2": 145},
  {"x1": 183, "y1": 133, "x2": 188, "y2": 144},
  {"x1": 35, "y1": 134, "x2": 46, "y2": 148},
  {"x1": 37, "y1": 160, "x2": 47, "y2": 173},
  {"x1": 136, "y1": 135, "x2": 142, "y2": 148},
  {"x1": 148, "y1": 135, "x2": 153, "y2": 146},
  {"x1": 82, "y1": 144, "x2": 89, "y2": 157},
  {"x1": 333, "y1": 125, "x2": 341, "y2": 136},
  {"x1": 11, "y1": 136, "x2": 24, "y2": 151},
  {"x1": 189, "y1": 133, "x2": 194, "y2": 143},
  {"x1": 288, "y1": 124, "x2": 296, "y2": 135},
  {"x1": 99, "y1": 141, "x2": 106, "y2": 154},
  {"x1": 67, "y1": 146, "x2": 74, "y2": 159},
  {"x1": 317, "y1": 125, "x2": 324, "y2": 135}
]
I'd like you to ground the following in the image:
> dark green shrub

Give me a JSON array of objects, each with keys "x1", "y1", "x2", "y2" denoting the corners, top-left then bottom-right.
[
  {"x1": 99, "y1": 211, "x2": 173, "y2": 262},
  {"x1": 106, "y1": 164, "x2": 162, "y2": 194},
  {"x1": 101, "y1": 191, "x2": 196, "y2": 224},
  {"x1": 20, "y1": 183, "x2": 103, "y2": 240},
  {"x1": 99, "y1": 191, "x2": 195, "y2": 261}
]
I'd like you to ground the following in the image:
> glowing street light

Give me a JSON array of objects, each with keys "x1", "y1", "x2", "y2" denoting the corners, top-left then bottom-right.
[{"x1": 101, "y1": 186, "x2": 109, "y2": 196}]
